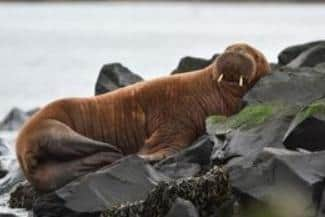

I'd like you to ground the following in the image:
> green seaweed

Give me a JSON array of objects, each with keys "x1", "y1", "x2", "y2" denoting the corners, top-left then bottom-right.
[
  {"x1": 300, "y1": 99, "x2": 325, "y2": 120},
  {"x1": 286, "y1": 99, "x2": 325, "y2": 136},
  {"x1": 206, "y1": 103, "x2": 292, "y2": 134}
]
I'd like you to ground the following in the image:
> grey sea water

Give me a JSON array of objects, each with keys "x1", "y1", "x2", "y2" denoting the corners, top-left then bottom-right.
[{"x1": 0, "y1": 2, "x2": 325, "y2": 216}]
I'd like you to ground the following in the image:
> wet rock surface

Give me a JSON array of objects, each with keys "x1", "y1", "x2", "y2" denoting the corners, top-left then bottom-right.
[
  {"x1": 171, "y1": 54, "x2": 218, "y2": 74},
  {"x1": 244, "y1": 66, "x2": 325, "y2": 106},
  {"x1": 57, "y1": 155, "x2": 170, "y2": 213},
  {"x1": 95, "y1": 63, "x2": 143, "y2": 95}
]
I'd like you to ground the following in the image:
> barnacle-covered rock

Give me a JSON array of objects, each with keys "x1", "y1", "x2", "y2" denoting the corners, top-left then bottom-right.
[
  {"x1": 102, "y1": 166, "x2": 231, "y2": 217},
  {"x1": 9, "y1": 182, "x2": 40, "y2": 210}
]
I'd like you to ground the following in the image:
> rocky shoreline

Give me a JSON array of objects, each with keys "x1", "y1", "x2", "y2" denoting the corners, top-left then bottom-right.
[{"x1": 0, "y1": 40, "x2": 325, "y2": 217}]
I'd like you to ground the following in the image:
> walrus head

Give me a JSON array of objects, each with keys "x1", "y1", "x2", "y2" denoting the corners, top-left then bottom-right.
[{"x1": 214, "y1": 43, "x2": 271, "y2": 89}]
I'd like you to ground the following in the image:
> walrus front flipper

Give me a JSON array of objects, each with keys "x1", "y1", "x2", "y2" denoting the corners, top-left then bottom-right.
[{"x1": 138, "y1": 124, "x2": 196, "y2": 162}]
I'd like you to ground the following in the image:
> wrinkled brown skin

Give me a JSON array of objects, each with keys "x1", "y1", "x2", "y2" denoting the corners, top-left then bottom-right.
[{"x1": 16, "y1": 43, "x2": 271, "y2": 192}]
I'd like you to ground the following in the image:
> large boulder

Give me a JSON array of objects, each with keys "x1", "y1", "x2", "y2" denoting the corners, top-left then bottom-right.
[
  {"x1": 95, "y1": 63, "x2": 143, "y2": 95},
  {"x1": 57, "y1": 155, "x2": 169, "y2": 213},
  {"x1": 207, "y1": 97, "x2": 325, "y2": 217},
  {"x1": 15, "y1": 159, "x2": 231, "y2": 217},
  {"x1": 171, "y1": 54, "x2": 218, "y2": 75},
  {"x1": 206, "y1": 102, "x2": 298, "y2": 166},
  {"x1": 278, "y1": 41, "x2": 325, "y2": 65},
  {"x1": 244, "y1": 66, "x2": 325, "y2": 106},
  {"x1": 25, "y1": 155, "x2": 169, "y2": 217},
  {"x1": 227, "y1": 148, "x2": 325, "y2": 217},
  {"x1": 287, "y1": 45, "x2": 325, "y2": 68}
]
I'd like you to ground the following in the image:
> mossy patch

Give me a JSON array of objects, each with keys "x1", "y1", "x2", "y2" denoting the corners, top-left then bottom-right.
[
  {"x1": 299, "y1": 99, "x2": 325, "y2": 120},
  {"x1": 284, "y1": 99, "x2": 325, "y2": 138},
  {"x1": 206, "y1": 103, "x2": 294, "y2": 135}
]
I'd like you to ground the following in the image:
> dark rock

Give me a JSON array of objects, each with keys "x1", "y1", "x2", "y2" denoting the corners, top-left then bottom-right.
[
  {"x1": 57, "y1": 155, "x2": 170, "y2": 213},
  {"x1": 154, "y1": 135, "x2": 214, "y2": 179},
  {"x1": 244, "y1": 66, "x2": 325, "y2": 106},
  {"x1": 9, "y1": 182, "x2": 41, "y2": 210},
  {"x1": 171, "y1": 54, "x2": 218, "y2": 75},
  {"x1": 315, "y1": 63, "x2": 325, "y2": 73},
  {"x1": 164, "y1": 198, "x2": 199, "y2": 217},
  {"x1": 206, "y1": 103, "x2": 298, "y2": 166},
  {"x1": 0, "y1": 214, "x2": 18, "y2": 217},
  {"x1": 227, "y1": 148, "x2": 325, "y2": 217},
  {"x1": 0, "y1": 168, "x2": 7, "y2": 179},
  {"x1": 95, "y1": 63, "x2": 143, "y2": 95},
  {"x1": 33, "y1": 193, "x2": 98, "y2": 217},
  {"x1": 318, "y1": 188, "x2": 325, "y2": 217},
  {"x1": 102, "y1": 166, "x2": 230, "y2": 217},
  {"x1": 0, "y1": 107, "x2": 38, "y2": 131},
  {"x1": 278, "y1": 41, "x2": 325, "y2": 65},
  {"x1": 287, "y1": 45, "x2": 325, "y2": 68},
  {"x1": 284, "y1": 99, "x2": 325, "y2": 152}
]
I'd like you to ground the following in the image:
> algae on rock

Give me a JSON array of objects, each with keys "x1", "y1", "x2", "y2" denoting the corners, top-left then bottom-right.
[
  {"x1": 206, "y1": 103, "x2": 296, "y2": 136},
  {"x1": 102, "y1": 166, "x2": 231, "y2": 217}
]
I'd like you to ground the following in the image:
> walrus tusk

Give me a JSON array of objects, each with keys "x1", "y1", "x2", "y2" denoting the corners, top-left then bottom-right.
[
  {"x1": 239, "y1": 75, "x2": 244, "y2": 87},
  {"x1": 217, "y1": 74, "x2": 224, "y2": 82}
]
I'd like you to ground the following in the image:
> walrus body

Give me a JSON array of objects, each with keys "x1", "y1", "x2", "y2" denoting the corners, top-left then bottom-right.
[{"x1": 16, "y1": 43, "x2": 271, "y2": 192}]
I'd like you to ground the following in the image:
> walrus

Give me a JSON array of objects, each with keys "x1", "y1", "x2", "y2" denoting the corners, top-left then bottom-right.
[{"x1": 16, "y1": 43, "x2": 271, "y2": 192}]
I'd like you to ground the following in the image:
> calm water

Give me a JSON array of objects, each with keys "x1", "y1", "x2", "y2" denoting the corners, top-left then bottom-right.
[{"x1": 1, "y1": 2, "x2": 325, "y2": 118}]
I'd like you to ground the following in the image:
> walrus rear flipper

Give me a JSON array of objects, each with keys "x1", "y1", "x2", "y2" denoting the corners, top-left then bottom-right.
[
  {"x1": 33, "y1": 151, "x2": 122, "y2": 192},
  {"x1": 18, "y1": 119, "x2": 123, "y2": 192},
  {"x1": 38, "y1": 119, "x2": 122, "y2": 161}
]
